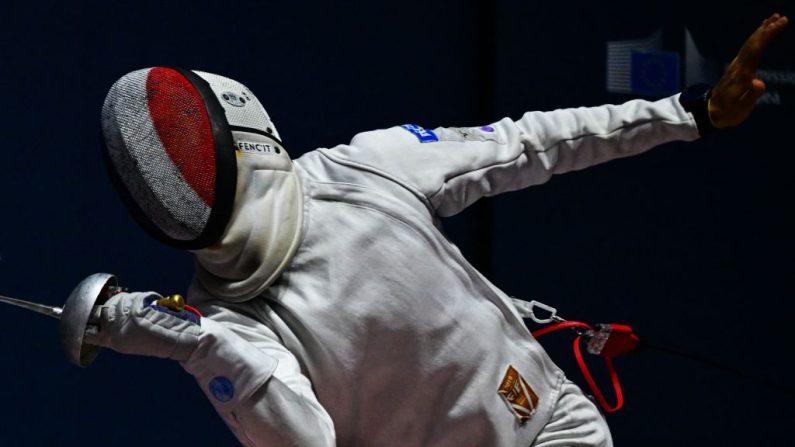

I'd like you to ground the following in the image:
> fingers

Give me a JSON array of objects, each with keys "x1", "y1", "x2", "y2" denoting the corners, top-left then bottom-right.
[
  {"x1": 739, "y1": 79, "x2": 767, "y2": 105},
  {"x1": 735, "y1": 13, "x2": 789, "y2": 73},
  {"x1": 761, "y1": 14, "x2": 789, "y2": 42},
  {"x1": 708, "y1": 13, "x2": 786, "y2": 128}
]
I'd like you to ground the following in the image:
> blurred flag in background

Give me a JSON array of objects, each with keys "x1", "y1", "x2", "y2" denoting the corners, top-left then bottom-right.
[{"x1": 607, "y1": 29, "x2": 681, "y2": 97}]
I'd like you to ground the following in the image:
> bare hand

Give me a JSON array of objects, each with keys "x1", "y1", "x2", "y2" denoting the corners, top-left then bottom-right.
[{"x1": 708, "y1": 13, "x2": 789, "y2": 128}]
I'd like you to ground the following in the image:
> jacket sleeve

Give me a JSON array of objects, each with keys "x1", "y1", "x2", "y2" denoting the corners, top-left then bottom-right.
[
  {"x1": 317, "y1": 94, "x2": 700, "y2": 217},
  {"x1": 180, "y1": 303, "x2": 335, "y2": 447}
]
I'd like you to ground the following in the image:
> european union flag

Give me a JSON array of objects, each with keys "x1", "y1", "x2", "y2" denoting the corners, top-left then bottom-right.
[{"x1": 630, "y1": 50, "x2": 680, "y2": 97}]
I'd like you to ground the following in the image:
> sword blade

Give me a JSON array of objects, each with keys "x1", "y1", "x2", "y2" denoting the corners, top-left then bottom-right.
[{"x1": 0, "y1": 294, "x2": 62, "y2": 320}]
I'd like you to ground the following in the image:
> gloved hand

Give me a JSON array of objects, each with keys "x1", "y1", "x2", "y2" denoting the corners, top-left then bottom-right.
[{"x1": 84, "y1": 292, "x2": 201, "y2": 362}]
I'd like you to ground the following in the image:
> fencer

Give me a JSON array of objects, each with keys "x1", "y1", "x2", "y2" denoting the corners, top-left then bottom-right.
[{"x1": 89, "y1": 13, "x2": 789, "y2": 447}]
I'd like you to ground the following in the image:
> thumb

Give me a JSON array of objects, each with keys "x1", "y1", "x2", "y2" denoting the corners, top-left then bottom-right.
[{"x1": 740, "y1": 79, "x2": 767, "y2": 105}]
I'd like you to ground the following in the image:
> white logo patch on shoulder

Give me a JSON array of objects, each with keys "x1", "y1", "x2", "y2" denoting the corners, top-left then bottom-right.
[{"x1": 497, "y1": 365, "x2": 539, "y2": 424}]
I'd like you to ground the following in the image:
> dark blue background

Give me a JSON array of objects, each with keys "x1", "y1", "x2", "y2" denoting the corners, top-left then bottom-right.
[{"x1": 1, "y1": 0, "x2": 793, "y2": 445}]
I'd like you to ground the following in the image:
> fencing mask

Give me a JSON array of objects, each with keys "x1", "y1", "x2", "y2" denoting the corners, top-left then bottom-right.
[{"x1": 102, "y1": 67, "x2": 304, "y2": 301}]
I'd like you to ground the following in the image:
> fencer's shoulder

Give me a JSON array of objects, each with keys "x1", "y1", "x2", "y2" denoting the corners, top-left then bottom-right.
[
  {"x1": 308, "y1": 124, "x2": 438, "y2": 172},
  {"x1": 294, "y1": 124, "x2": 444, "y2": 171},
  {"x1": 348, "y1": 124, "x2": 438, "y2": 148}
]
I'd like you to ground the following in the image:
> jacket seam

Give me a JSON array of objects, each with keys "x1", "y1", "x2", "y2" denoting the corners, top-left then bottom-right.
[{"x1": 536, "y1": 117, "x2": 692, "y2": 154}]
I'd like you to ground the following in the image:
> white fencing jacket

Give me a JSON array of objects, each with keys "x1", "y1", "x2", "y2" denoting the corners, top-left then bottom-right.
[{"x1": 182, "y1": 95, "x2": 699, "y2": 446}]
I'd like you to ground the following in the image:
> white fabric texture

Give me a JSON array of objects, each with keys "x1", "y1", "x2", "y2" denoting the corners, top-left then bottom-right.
[
  {"x1": 530, "y1": 380, "x2": 613, "y2": 447},
  {"x1": 192, "y1": 129, "x2": 304, "y2": 302},
  {"x1": 86, "y1": 293, "x2": 333, "y2": 446},
  {"x1": 182, "y1": 313, "x2": 335, "y2": 447},
  {"x1": 174, "y1": 95, "x2": 698, "y2": 446}
]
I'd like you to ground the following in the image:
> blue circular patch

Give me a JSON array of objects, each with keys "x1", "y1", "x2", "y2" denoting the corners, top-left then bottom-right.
[{"x1": 209, "y1": 376, "x2": 235, "y2": 402}]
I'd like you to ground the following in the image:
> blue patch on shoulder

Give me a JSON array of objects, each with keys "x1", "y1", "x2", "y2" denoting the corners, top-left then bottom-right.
[
  {"x1": 209, "y1": 376, "x2": 235, "y2": 402},
  {"x1": 400, "y1": 124, "x2": 438, "y2": 143}
]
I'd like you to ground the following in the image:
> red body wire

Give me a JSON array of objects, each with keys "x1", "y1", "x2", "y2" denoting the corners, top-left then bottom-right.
[{"x1": 532, "y1": 321, "x2": 635, "y2": 413}]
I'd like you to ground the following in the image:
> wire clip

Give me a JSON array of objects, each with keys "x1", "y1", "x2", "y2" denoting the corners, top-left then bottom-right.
[
  {"x1": 510, "y1": 298, "x2": 564, "y2": 324},
  {"x1": 587, "y1": 324, "x2": 639, "y2": 357}
]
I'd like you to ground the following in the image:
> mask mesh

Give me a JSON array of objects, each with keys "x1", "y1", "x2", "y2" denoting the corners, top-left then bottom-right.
[{"x1": 101, "y1": 67, "x2": 215, "y2": 241}]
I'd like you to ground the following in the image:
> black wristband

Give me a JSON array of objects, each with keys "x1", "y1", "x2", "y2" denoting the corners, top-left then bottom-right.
[{"x1": 678, "y1": 83, "x2": 715, "y2": 136}]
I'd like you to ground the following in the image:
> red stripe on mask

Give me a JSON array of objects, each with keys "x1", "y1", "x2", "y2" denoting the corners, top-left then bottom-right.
[{"x1": 146, "y1": 67, "x2": 216, "y2": 207}]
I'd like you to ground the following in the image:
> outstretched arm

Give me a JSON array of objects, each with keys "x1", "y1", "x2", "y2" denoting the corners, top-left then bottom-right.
[
  {"x1": 709, "y1": 13, "x2": 789, "y2": 128},
  {"x1": 322, "y1": 13, "x2": 789, "y2": 218}
]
